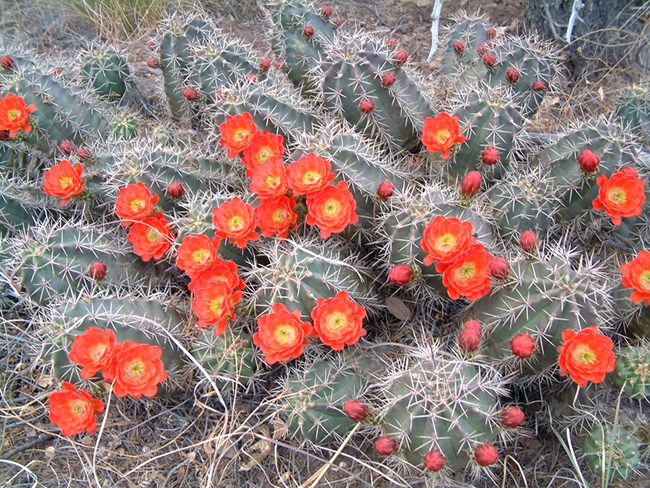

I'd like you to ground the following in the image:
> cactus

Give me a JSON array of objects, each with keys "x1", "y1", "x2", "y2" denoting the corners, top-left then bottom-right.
[
  {"x1": 373, "y1": 339, "x2": 512, "y2": 472},
  {"x1": 43, "y1": 290, "x2": 188, "y2": 392},
  {"x1": 470, "y1": 245, "x2": 615, "y2": 379},
  {"x1": 616, "y1": 84, "x2": 650, "y2": 148},
  {"x1": 611, "y1": 342, "x2": 650, "y2": 401},
  {"x1": 583, "y1": 423, "x2": 640, "y2": 480},
  {"x1": 80, "y1": 48, "x2": 130, "y2": 99},
  {"x1": 191, "y1": 327, "x2": 259, "y2": 395}
]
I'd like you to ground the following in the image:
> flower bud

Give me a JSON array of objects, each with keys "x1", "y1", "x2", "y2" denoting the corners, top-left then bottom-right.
[
  {"x1": 146, "y1": 57, "x2": 159, "y2": 68},
  {"x1": 476, "y1": 44, "x2": 488, "y2": 57},
  {"x1": 453, "y1": 40, "x2": 464, "y2": 55},
  {"x1": 259, "y1": 58, "x2": 272, "y2": 73},
  {"x1": 76, "y1": 148, "x2": 92, "y2": 161},
  {"x1": 387, "y1": 37, "x2": 398, "y2": 49},
  {"x1": 481, "y1": 146, "x2": 499, "y2": 165},
  {"x1": 532, "y1": 80, "x2": 546, "y2": 91},
  {"x1": 388, "y1": 264, "x2": 414, "y2": 286},
  {"x1": 483, "y1": 53, "x2": 496, "y2": 69},
  {"x1": 501, "y1": 406, "x2": 525, "y2": 427},
  {"x1": 459, "y1": 320, "x2": 482, "y2": 352},
  {"x1": 60, "y1": 140, "x2": 74, "y2": 156},
  {"x1": 486, "y1": 28, "x2": 497, "y2": 40},
  {"x1": 460, "y1": 171, "x2": 481, "y2": 197},
  {"x1": 359, "y1": 98, "x2": 375, "y2": 114},
  {"x1": 321, "y1": 6, "x2": 333, "y2": 18},
  {"x1": 577, "y1": 150, "x2": 600, "y2": 172},
  {"x1": 519, "y1": 230, "x2": 538, "y2": 253},
  {"x1": 1, "y1": 55, "x2": 14, "y2": 71},
  {"x1": 474, "y1": 443, "x2": 498, "y2": 466},
  {"x1": 424, "y1": 450, "x2": 445, "y2": 471},
  {"x1": 489, "y1": 257, "x2": 510, "y2": 279},
  {"x1": 393, "y1": 50, "x2": 408, "y2": 66},
  {"x1": 377, "y1": 180, "x2": 394, "y2": 199},
  {"x1": 506, "y1": 67, "x2": 520, "y2": 84},
  {"x1": 303, "y1": 26, "x2": 314, "y2": 38},
  {"x1": 343, "y1": 399, "x2": 369, "y2": 422},
  {"x1": 381, "y1": 72, "x2": 396, "y2": 87},
  {"x1": 167, "y1": 181, "x2": 185, "y2": 199},
  {"x1": 183, "y1": 87, "x2": 199, "y2": 101},
  {"x1": 375, "y1": 436, "x2": 398, "y2": 455},
  {"x1": 88, "y1": 261, "x2": 107, "y2": 281},
  {"x1": 510, "y1": 333, "x2": 536, "y2": 358}
]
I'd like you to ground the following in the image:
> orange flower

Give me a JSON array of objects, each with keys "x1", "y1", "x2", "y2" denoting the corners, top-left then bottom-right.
[
  {"x1": 421, "y1": 112, "x2": 466, "y2": 160},
  {"x1": 188, "y1": 259, "x2": 245, "y2": 293},
  {"x1": 103, "y1": 342, "x2": 168, "y2": 398},
  {"x1": 212, "y1": 197, "x2": 259, "y2": 248},
  {"x1": 305, "y1": 181, "x2": 359, "y2": 238},
  {"x1": 0, "y1": 93, "x2": 36, "y2": 138},
  {"x1": 48, "y1": 382, "x2": 104, "y2": 436},
  {"x1": 253, "y1": 303, "x2": 313, "y2": 364},
  {"x1": 254, "y1": 196, "x2": 297, "y2": 238},
  {"x1": 42, "y1": 160, "x2": 85, "y2": 205},
  {"x1": 286, "y1": 153, "x2": 336, "y2": 197},
  {"x1": 441, "y1": 244, "x2": 493, "y2": 300},
  {"x1": 127, "y1": 213, "x2": 175, "y2": 262},
  {"x1": 420, "y1": 216, "x2": 476, "y2": 270},
  {"x1": 242, "y1": 130, "x2": 284, "y2": 175},
  {"x1": 176, "y1": 234, "x2": 220, "y2": 279},
  {"x1": 68, "y1": 328, "x2": 116, "y2": 380},
  {"x1": 219, "y1": 112, "x2": 258, "y2": 158},
  {"x1": 249, "y1": 160, "x2": 289, "y2": 199},
  {"x1": 311, "y1": 291, "x2": 367, "y2": 351},
  {"x1": 115, "y1": 182, "x2": 160, "y2": 226},
  {"x1": 557, "y1": 326, "x2": 615, "y2": 387},
  {"x1": 191, "y1": 283, "x2": 242, "y2": 333},
  {"x1": 620, "y1": 250, "x2": 650, "y2": 304},
  {"x1": 592, "y1": 167, "x2": 645, "y2": 226}
]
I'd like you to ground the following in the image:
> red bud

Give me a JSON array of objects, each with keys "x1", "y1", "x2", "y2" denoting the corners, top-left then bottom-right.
[
  {"x1": 146, "y1": 57, "x2": 159, "y2": 68},
  {"x1": 303, "y1": 25, "x2": 314, "y2": 38},
  {"x1": 577, "y1": 150, "x2": 600, "y2": 172},
  {"x1": 483, "y1": 53, "x2": 496, "y2": 69},
  {"x1": 343, "y1": 399, "x2": 369, "y2": 422},
  {"x1": 381, "y1": 72, "x2": 396, "y2": 87},
  {"x1": 76, "y1": 148, "x2": 92, "y2": 161},
  {"x1": 260, "y1": 58, "x2": 271, "y2": 72},
  {"x1": 377, "y1": 180, "x2": 394, "y2": 199},
  {"x1": 88, "y1": 261, "x2": 107, "y2": 281},
  {"x1": 460, "y1": 171, "x2": 481, "y2": 197},
  {"x1": 476, "y1": 44, "x2": 488, "y2": 57},
  {"x1": 459, "y1": 320, "x2": 482, "y2": 352},
  {"x1": 486, "y1": 28, "x2": 497, "y2": 40},
  {"x1": 532, "y1": 80, "x2": 546, "y2": 92},
  {"x1": 388, "y1": 264, "x2": 414, "y2": 286},
  {"x1": 393, "y1": 50, "x2": 408, "y2": 66},
  {"x1": 489, "y1": 257, "x2": 510, "y2": 279},
  {"x1": 375, "y1": 436, "x2": 398, "y2": 455},
  {"x1": 474, "y1": 443, "x2": 498, "y2": 466},
  {"x1": 501, "y1": 406, "x2": 525, "y2": 428},
  {"x1": 321, "y1": 6, "x2": 333, "y2": 18},
  {"x1": 1, "y1": 55, "x2": 14, "y2": 71},
  {"x1": 387, "y1": 38, "x2": 398, "y2": 49},
  {"x1": 59, "y1": 140, "x2": 74, "y2": 156},
  {"x1": 183, "y1": 87, "x2": 200, "y2": 101},
  {"x1": 167, "y1": 181, "x2": 185, "y2": 199},
  {"x1": 481, "y1": 146, "x2": 500, "y2": 165},
  {"x1": 453, "y1": 40, "x2": 464, "y2": 55},
  {"x1": 359, "y1": 98, "x2": 375, "y2": 114},
  {"x1": 510, "y1": 333, "x2": 536, "y2": 358},
  {"x1": 506, "y1": 67, "x2": 520, "y2": 84},
  {"x1": 519, "y1": 230, "x2": 538, "y2": 252},
  {"x1": 424, "y1": 450, "x2": 446, "y2": 471}
]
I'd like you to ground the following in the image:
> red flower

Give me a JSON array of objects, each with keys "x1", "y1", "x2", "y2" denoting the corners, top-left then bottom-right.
[
  {"x1": 241, "y1": 130, "x2": 284, "y2": 175},
  {"x1": 42, "y1": 160, "x2": 85, "y2": 205},
  {"x1": 103, "y1": 342, "x2": 168, "y2": 398},
  {"x1": 254, "y1": 196, "x2": 297, "y2": 238},
  {"x1": 219, "y1": 112, "x2": 258, "y2": 158},
  {"x1": 249, "y1": 160, "x2": 289, "y2": 199},
  {"x1": 0, "y1": 93, "x2": 36, "y2": 138},
  {"x1": 68, "y1": 328, "x2": 116, "y2": 380},
  {"x1": 253, "y1": 303, "x2": 313, "y2": 364},
  {"x1": 421, "y1": 113, "x2": 466, "y2": 160},
  {"x1": 441, "y1": 244, "x2": 493, "y2": 300},
  {"x1": 212, "y1": 197, "x2": 259, "y2": 248},
  {"x1": 191, "y1": 283, "x2": 242, "y2": 333},
  {"x1": 305, "y1": 181, "x2": 359, "y2": 238},
  {"x1": 557, "y1": 326, "x2": 615, "y2": 387},
  {"x1": 115, "y1": 182, "x2": 159, "y2": 226},
  {"x1": 286, "y1": 153, "x2": 336, "y2": 197},
  {"x1": 311, "y1": 291, "x2": 367, "y2": 351},
  {"x1": 592, "y1": 167, "x2": 645, "y2": 226},
  {"x1": 620, "y1": 249, "x2": 650, "y2": 304},
  {"x1": 49, "y1": 382, "x2": 104, "y2": 436},
  {"x1": 127, "y1": 213, "x2": 175, "y2": 262},
  {"x1": 176, "y1": 234, "x2": 220, "y2": 279},
  {"x1": 188, "y1": 259, "x2": 244, "y2": 293},
  {"x1": 420, "y1": 216, "x2": 475, "y2": 270}
]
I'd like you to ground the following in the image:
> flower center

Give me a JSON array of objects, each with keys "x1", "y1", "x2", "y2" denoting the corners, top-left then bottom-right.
[
  {"x1": 234, "y1": 129, "x2": 250, "y2": 143},
  {"x1": 640, "y1": 270, "x2": 650, "y2": 290},
  {"x1": 322, "y1": 199, "x2": 341, "y2": 217},
  {"x1": 274, "y1": 325, "x2": 297, "y2": 345},
  {"x1": 209, "y1": 296, "x2": 224, "y2": 313},
  {"x1": 454, "y1": 262, "x2": 476, "y2": 281},
  {"x1": 70, "y1": 400, "x2": 87, "y2": 416},
  {"x1": 90, "y1": 344, "x2": 107, "y2": 361},
  {"x1": 572, "y1": 344, "x2": 597, "y2": 365},
  {"x1": 6, "y1": 109, "x2": 20, "y2": 120},
  {"x1": 435, "y1": 233, "x2": 457, "y2": 252},
  {"x1": 325, "y1": 312, "x2": 348, "y2": 332},
  {"x1": 147, "y1": 229, "x2": 162, "y2": 243},
  {"x1": 303, "y1": 171, "x2": 321, "y2": 184},
  {"x1": 607, "y1": 187, "x2": 627, "y2": 204},
  {"x1": 130, "y1": 199, "x2": 146, "y2": 211},
  {"x1": 228, "y1": 215, "x2": 245, "y2": 231},
  {"x1": 59, "y1": 176, "x2": 72, "y2": 189},
  {"x1": 125, "y1": 359, "x2": 145, "y2": 379},
  {"x1": 436, "y1": 130, "x2": 451, "y2": 143},
  {"x1": 272, "y1": 209, "x2": 286, "y2": 222},
  {"x1": 265, "y1": 176, "x2": 280, "y2": 188},
  {"x1": 257, "y1": 147, "x2": 272, "y2": 162},
  {"x1": 192, "y1": 249, "x2": 210, "y2": 264}
]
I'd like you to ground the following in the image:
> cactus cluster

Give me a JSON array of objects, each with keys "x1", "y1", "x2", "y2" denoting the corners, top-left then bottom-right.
[{"x1": 1, "y1": 0, "x2": 649, "y2": 485}]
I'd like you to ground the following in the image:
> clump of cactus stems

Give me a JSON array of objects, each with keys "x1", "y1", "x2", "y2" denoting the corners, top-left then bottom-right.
[{"x1": 1, "y1": 0, "x2": 650, "y2": 485}]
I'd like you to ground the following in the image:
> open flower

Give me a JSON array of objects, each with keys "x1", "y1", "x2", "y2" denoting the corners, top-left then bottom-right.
[
  {"x1": 241, "y1": 130, "x2": 284, "y2": 175},
  {"x1": 253, "y1": 303, "x2": 313, "y2": 364},
  {"x1": 115, "y1": 182, "x2": 159, "y2": 226},
  {"x1": 219, "y1": 112, "x2": 258, "y2": 158},
  {"x1": 176, "y1": 234, "x2": 220, "y2": 279},
  {"x1": 249, "y1": 160, "x2": 289, "y2": 199},
  {"x1": 621, "y1": 250, "x2": 650, "y2": 304},
  {"x1": 305, "y1": 181, "x2": 359, "y2": 238},
  {"x1": 68, "y1": 328, "x2": 116, "y2": 380},
  {"x1": 212, "y1": 197, "x2": 259, "y2": 248},
  {"x1": 48, "y1": 382, "x2": 104, "y2": 436},
  {"x1": 420, "y1": 216, "x2": 476, "y2": 270},
  {"x1": 188, "y1": 259, "x2": 244, "y2": 293},
  {"x1": 592, "y1": 167, "x2": 645, "y2": 226},
  {"x1": 421, "y1": 113, "x2": 466, "y2": 160},
  {"x1": 0, "y1": 93, "x2": 36, "y2": 138},
  {"x1": 557, "y1": 326, "x2": 615, "y2": 387},
  {"x1": 191, "y1": 282, "x2": 242, "y2": 333},
  {"x1": 254, "y1": 196, "x2": 297, "y2": 238},
  {"x1": 103, "y1": 342, "x2": 168, "y2": 398},
  {"x1": 286, "y1": 153, "x2": 336, "y2": 196},
  {"x1": 441, "y1": 244, "x2": 493, "y2": 300},
  {"x1": 127, "y1": 213, "x2": 175, "y2": 262},
  {"x1": 42, "y1": 160, "x2": 85, "y2": 205},
  {"x1": 311, "y1": 291, "x2": 367, "y2": 350}
]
